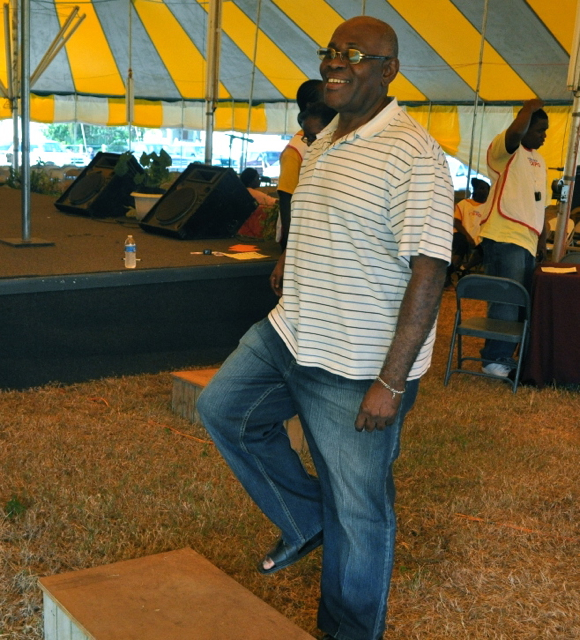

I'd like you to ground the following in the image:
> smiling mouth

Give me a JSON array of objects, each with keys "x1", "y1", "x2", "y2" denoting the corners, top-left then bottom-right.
[{"x1": 326, "y1": 78, "x2": 349, "y2": 85}]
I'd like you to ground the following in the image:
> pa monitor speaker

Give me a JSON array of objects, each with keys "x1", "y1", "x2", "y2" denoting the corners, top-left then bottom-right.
[
  {"x1": 55, "y1": 152, "x2": 143, "y2": 218},
  {"x1": 139, "y1": 165, "x2": 257, "y2": 239}
]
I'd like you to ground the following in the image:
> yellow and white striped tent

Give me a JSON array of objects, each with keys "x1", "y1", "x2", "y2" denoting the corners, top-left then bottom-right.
[{"x1": 0, "y1": 0, "x2": 577, "y2": 178}]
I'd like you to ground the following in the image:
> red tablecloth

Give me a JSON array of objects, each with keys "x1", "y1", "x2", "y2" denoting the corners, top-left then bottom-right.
[{"x1": 522, "y1": 263, "x2": 580, "y2": 388}]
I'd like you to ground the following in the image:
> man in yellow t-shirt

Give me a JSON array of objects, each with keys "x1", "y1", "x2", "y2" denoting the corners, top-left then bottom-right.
[
  {"x1": 478, "y1": 99, "x2": 548, "y2": 378},
  {"x1": 277, "y1": 81, "x2": 336, "y2": 248}
]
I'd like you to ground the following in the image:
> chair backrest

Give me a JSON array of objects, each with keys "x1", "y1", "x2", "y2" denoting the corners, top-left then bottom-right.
[
  {"x1": 559, "y1": 252, "x2": 580, "y2": 264},
  {"x1": 456, "y1": 274, "x2": 530, "y2": 312},
  {"x1": 547, "y1": 217, "x2": 574, "y2": 243}
]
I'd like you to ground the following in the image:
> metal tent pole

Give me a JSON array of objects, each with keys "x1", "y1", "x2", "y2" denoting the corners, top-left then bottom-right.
[
  {"x1": 552, "y1": 0, "x2": 580, "y2": 261},
  {"x1": 242, "y1": 0, "x2": 262, "y2": 170},
  {"x1": 204, "y1": 0, "x2": 222, "y2": 165},
  {"x1": 464, "y1": 0, "x2": 489, "y2": 198},
  {"x1": 0, "y1": 0, "x2": 52, "y2": 247}
]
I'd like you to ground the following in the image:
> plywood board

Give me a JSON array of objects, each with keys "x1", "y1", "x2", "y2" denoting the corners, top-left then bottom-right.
[{"x1": 39, "y1": 548, "x2": 314, "y2": 640}]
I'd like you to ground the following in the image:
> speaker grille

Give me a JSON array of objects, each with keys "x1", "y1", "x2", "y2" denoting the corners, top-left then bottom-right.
[
  {"x1": 154, "y1": 187, "x2": 198, "y2": 225},
  {"x1": 68, "y1": 171, "x2": 105, "y2": 205}
]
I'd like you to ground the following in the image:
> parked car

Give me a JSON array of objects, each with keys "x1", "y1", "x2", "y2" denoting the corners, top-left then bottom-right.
[
  {"x1": 65, "y1": 144, "x2": 92, "y2": 166},
  {"x1": 246, "y1": 150, "x2": 281, "y2": 175},
  {"x1": 6, "y1": 140, "x2": 73, "y2": 166},
  {"x1": 0, "y1": 143, "x2": 11, "y2": 165}
]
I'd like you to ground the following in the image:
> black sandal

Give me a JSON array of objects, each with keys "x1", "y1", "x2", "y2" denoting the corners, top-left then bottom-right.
[{"x1": 257, "y1": 531, "x2": 323, "y2": 575}]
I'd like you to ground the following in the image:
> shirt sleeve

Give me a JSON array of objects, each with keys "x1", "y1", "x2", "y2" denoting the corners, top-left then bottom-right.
[
  {"x1": 487, "y1": 130, "x2": 512, "y2": 176},
  {"x1": 277, "y1": 146, "x2": 303, "y2": 195},
  {"x1": 393, "y1": 148, "x2": 455, "y2": 266}
]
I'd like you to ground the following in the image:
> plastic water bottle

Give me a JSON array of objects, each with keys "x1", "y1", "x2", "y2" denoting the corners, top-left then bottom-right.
[{"x1": 124, "y1": 235, "x2": 137, "y2": 269}]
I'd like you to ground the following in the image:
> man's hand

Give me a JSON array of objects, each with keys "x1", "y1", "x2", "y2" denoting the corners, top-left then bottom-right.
[
  {"x1": 355, "y1": 380, "x2": 402, "y2": 432},
  {"x1": 270, "y1": 250, "x2": 286, "y2": 297},
  {"x1": 522, "y1": 98, "x2": 545, "y2": 114}
]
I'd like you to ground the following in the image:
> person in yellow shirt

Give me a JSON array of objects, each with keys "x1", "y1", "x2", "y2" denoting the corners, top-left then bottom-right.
[
  {"x1": 478, "y1": 99, "x2": 548, "y2": 378},
  {"x1": 446, "y1": 178, "x2": 490, "y2": 285},
  {"x1": 278, "y1": 81, "x2": 336, "y2": 247}
]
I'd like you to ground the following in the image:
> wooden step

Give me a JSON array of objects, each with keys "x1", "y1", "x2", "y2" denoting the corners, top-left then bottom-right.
[
  {"x1": 39, "y1": 547, "x2": 315, "y2": 640},
  {"x1": 171, "y1": 368, "x2": 308, "y2": 453}
]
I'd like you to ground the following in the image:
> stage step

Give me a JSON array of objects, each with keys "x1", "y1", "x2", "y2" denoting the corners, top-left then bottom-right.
[
  {"x1": 171, "y1": 369, "x2": 308, "y2": 453},
  {"x1": 39, "y1": 548, "x2": 315, "y2": 640}
]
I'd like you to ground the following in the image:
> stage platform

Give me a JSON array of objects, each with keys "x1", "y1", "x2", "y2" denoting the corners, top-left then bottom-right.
[{"x1": 0, "y1": 187, "x2": 280, "y2": 389}]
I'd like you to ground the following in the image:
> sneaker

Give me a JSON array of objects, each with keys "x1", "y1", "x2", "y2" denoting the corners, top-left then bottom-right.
[{"x1": 482, "y1": 362, "x2": 511, "y2": 377}]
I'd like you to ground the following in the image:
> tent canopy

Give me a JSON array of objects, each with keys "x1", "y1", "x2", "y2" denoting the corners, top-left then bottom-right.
[
  {"x1": 0, "y1": 0, "x2": 577, "y2": 183},
  {"x1": 0, "y1": 0, "x2": 575, "y2": 120}
]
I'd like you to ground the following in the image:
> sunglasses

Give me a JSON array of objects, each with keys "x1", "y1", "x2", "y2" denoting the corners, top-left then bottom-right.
[{"x1": 317, "y1": 47, "x2": 393, "y2": 65}]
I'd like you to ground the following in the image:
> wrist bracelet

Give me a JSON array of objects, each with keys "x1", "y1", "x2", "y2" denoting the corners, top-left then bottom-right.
[{"x1": 376, "y1": 376, "x2": 405, "y2": 399}]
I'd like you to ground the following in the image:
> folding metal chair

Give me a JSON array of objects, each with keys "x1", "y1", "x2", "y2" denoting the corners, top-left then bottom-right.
[
  {"x1": 444, "y1": 275, "x2": 531, "y2": 393},
  {"x1": 559, "y1": 252, "x2": 580, "y2": 264}
]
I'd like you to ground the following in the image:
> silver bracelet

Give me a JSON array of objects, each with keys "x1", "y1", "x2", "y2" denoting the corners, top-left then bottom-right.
[{"x1": 376, "y1": 376, "x2": 405, "y2": 399}]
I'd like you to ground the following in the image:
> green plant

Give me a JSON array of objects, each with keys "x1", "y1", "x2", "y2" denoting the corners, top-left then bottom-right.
[
  {"x1": 5, "y1": 495, "x2": 28, "y2": 519},
  {"x1": 6, "y1": 162, "x2": 61, "y2": 196},
  {"x1": 115, "y1": 149, "x2": 172, "y2": 192}
]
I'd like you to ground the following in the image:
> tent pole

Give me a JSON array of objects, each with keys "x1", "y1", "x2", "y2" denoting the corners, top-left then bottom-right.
[
  {"x1": 204, "y1": 0, "x2": 222, "y2": 165},
  {"x1": 8, "y1": 0, "x2": 18, "y2": 173},
  {"x1": 551, "y1": 95, "x2": 580, "y2": 261},
  {"x1": 464, "y1": 0, "x2": 489, "y2": 198},
  {"x1": 127, "y1": 0, "x2": 133, "y2": 150},
  {"x1": 553, "y1": 0, "x2": 580, "y2": 261},
  {"x1": 0, "y1": 0, "x2": 52, "y2": 247},
  {"x1": 243, "y1": 0, "x2": 262, "y2": 170},
  {"x1": 19, "y1": 0, "x2": 30, "y2": 240},
  {"x1": 30, "y1": 7, "x2": 84, "y2": 87}
]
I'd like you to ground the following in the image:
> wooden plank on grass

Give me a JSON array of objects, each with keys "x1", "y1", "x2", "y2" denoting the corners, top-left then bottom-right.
[{"x1": 39, "y1": 547, "x2": 315, "y2": 640}]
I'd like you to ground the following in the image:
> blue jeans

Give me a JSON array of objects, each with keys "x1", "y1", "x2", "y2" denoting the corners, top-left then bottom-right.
[
  {"x1": 197, "y1": 319, "x2": 419, "y2": 640},
  {"x1": 480, "y1": 238, "x2": 535, "y2": 362}
]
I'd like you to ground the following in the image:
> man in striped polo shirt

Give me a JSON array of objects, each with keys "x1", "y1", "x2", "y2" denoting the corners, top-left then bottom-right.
[{"x1": 198, "y1": 16, "x2": 454, "y2": 640}]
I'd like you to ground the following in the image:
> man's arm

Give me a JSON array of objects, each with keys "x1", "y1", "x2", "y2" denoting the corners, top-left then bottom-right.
[
  {"x1": 270, "y1": 249, "x2": 286, "y2": 297},
  {"x1": 277, "y1": 191, "x2": 292, "y2": 250},
  {"x1": 454, "y1": 218, "x2": 475, "y2": 246},
  {"x1": 354, "y1": 254, "x2": 447, "y2": 432},
  {"x1": 505, "y1": 98, "x2": 545, "y2": 154}
]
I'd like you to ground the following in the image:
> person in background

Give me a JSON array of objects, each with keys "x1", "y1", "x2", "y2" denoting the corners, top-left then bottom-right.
[
  {"x1": 478, "y1": 99, "x2": 549, "y2": 378},
  {"x1": 445, "y1": 177, "x2": 490, "y2": 286},
  {"x1": 277, "y1": 80, "x2": 336, "y2": 247},
  {"x1": 197, "y1": 16, "x2": 453, "y2": 640},
  {"x1": 237, "y1": 167, "x2": 278, "y2": 238},
  {"x1": 239, "y1": 167, "x2": 277, "y2": 206}
]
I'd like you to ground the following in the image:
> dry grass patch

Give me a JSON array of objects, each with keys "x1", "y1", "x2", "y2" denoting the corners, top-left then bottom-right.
[{"x1": 1, "y1": 290, "x2": 579, "y2": 639}]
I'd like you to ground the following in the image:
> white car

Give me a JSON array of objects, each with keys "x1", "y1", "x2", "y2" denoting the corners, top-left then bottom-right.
[{"x1": 29, "y1": 141, "x2": 72, "y2": 166}]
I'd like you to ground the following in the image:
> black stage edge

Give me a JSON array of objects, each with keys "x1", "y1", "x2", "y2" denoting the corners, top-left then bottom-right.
[{"x1": 0, "y1": 187, "x2": 279, "y2": 390}]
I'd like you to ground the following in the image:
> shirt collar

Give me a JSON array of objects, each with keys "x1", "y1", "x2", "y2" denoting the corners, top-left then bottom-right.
[{"x1": 318, "y1": 98, "x2": 401, "y2": 146}]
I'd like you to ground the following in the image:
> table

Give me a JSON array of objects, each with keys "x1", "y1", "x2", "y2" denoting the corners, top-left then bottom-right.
[{"x1": 522, "y1": 262, "x2": 580, "y2": 388}]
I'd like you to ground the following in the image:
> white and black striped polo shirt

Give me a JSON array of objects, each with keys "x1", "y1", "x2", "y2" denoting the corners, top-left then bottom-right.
[{"x1": 269, "y1": 99, "x2": 454, "y2": 380}]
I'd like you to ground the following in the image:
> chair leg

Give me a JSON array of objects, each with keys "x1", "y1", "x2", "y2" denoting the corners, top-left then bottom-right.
[
  {"x1": 511, "y1": 322, "x2": 530, "y2": 393},
  {"x1": 444, "y1": 320, "x2": 459, "y2": 386},
  {"x1": 456, "y1": 333, "x2": 463, "y2": 370}
]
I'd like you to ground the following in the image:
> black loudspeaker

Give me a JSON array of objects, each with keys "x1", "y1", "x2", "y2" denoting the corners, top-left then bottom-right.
[
  {"x1": 55, "y1": 152, "x2": 143, "y2": 218},
  {"x1": 139, "y1": 165, "x2": 257, "y2": 239}
]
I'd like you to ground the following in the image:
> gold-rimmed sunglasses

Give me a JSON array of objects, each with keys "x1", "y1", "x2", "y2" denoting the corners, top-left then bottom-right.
[{"x1": 317, "y1": 47, "x2": 393, "y2": 65}]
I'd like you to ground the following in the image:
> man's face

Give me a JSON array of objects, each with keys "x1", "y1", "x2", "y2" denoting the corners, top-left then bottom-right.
[
  {"x1": 522, "y1": 118, "x2": 549, "y2": 150},
  {"x1": 320, "y1": 21, "x2": 397, "y2": 118},
  {"x1": 473, "y1": 182, "x2": 490, "y2": 203}
]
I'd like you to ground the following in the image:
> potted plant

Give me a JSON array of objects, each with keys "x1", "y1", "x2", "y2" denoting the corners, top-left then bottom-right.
[{"x1": 115, "y1": 149, "x2": 173, "y2": 220}]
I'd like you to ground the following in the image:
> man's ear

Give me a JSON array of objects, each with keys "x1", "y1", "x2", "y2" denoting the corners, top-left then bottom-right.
[{"x1": 382, "y1": 57, "x2": 399, "y2": 88}]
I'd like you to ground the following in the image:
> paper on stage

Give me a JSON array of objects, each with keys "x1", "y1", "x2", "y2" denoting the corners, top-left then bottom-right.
[
  {"x1": 220, "y1": 251, "x2": 268, "y2": 260},
  {"x1": 541, "y1": 266, "x2": 577, "y2": 274}
]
